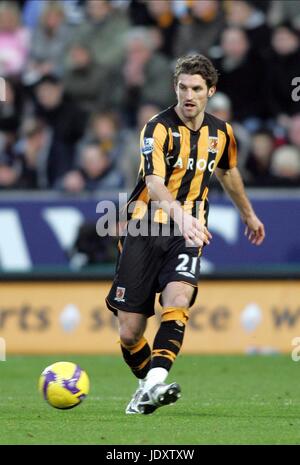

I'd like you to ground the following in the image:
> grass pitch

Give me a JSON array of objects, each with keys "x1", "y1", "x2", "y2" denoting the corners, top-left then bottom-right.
[{"x1": 0, "y1": 354, "x2": 299, "y2": 445}]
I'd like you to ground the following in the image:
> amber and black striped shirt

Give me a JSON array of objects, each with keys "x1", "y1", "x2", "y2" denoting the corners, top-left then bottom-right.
[{"x1": 127, "y1": 105, "x2": 237, "y2": 224}]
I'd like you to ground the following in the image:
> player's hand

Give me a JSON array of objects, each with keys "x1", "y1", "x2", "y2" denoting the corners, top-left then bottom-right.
[
  {"x1": 243, "y1": 213, "x2": 265, "y2": 246},
  {"x1": 179, "y1": 211, "x2": 212, "y2": 248}
]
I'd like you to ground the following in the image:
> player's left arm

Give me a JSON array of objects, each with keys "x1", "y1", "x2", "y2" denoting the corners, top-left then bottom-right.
[{"x1": 215, "y1": 166, "x2": 266, "y2": 246}]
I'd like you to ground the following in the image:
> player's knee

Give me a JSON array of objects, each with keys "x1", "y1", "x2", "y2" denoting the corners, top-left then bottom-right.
[
  {"x1": 167, "y1": 294, "x2": 191, "y2": 309},
  {"x1": 119, "y1": 329, "x2": 143, "y2": 348}
]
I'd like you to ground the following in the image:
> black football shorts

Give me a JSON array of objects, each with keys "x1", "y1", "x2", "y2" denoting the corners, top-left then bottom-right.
[{"x1": 106, "y1": 221, "x2": 201, "y2": 317}]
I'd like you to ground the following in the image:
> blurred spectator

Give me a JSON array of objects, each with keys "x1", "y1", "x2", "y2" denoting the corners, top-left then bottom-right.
[
  {"x1": 128, "y1": 0, "x2": 156, "y2": 26},
  {"x1": 0, "y1": 129, "x2": 17, "y2": 164},
  {"x1": 78, "y1": 107, "x2": 149, "y2": 190},
  {"x1": 206, "y1": 92, "x2": 251, "y2": 174},
  {"x1": 268, "y1": 0, "x2": 300, "y2": 31},
  {"x1": 61, "y1": 141, "x2": 124, "y2": 193},
  {"x1": 175, "y1": 0, "x2": 224, "y2": 57},
  {"x1": 0, "y1": 0, "x2": 298, "y2": 194},
  {"x1": 213, "y1": 26, "x2": 266, "y2": 129},
  {"x1": 287, "y1": 114, "x2": 300, "y2": 149},
  {"x1": 62, "y1": 0, "x2": 85, "y2": 25},
  {"x1": 85, "y1": 111, "x2": 123, "y2": 157},
  {"x1": 244, "y1": 129, "x2": 277, "y2": 185},
  {"x1": 72, "y1": 0, "x2": 130, "y2": 71},
  {"x1": 0, "y1": 1, "x2": 30, "y2": 77},
  {"x1": 22, "y1": 0, "x2": 48, "y2": 30},
  {"x1": 0, "y1": 128, "x2": 19, "y2": 189},
  {"x1": 144, "y1": 0, "x2": 180, "y2": 57},
  {"x1": 224, "y1": 0, "x2": 271, "y2": 57},
  {"x1": 22, "y1": 0, "x2": 85, "y2": 30},
  {"x1": 265, "y1": 23, "x2": 300, "y2": 124},
  {"x1": 110, "y1": 27, "x2": 174, "y2": 126},
  {"x1": 0, "y1": 163, "x2": 19, "y2": 189},
  {"x1": 31, "y1": 74, "x2": 86, "y2": 154},
  {"x1": 78, "y1": 110, "x2": 126, "y2": 171},
  {"x1": 69, "y1": 221, "x2": 118, "y2": 268},
  {"x1": 14, "y1": 118, "x2": 72, "y2": 189},
  {"x1": 270, "y1": 145, "x2": 300, "y2": 186},
  {"x1": 63, "y1": 42, "x2": 112, "y2": 113},
  {"x1": 0, "y1": 78, "x2": 23, "y2": 133},
  {"x1": 0, "y1": 78, "x2": 22, "y2": 189},
  {"x1": 25, "y1": 1, "x2": 71, "y2": 82}
]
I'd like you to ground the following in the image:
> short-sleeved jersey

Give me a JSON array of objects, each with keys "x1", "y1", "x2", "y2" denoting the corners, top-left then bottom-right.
[{"x1": 126, "y1": 105, "x2": 237, "y2": 224}]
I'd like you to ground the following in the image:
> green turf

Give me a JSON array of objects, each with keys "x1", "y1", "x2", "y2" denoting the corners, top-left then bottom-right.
[{"x1": 0, "y1": 354, "x2": 300, "y2": 445}]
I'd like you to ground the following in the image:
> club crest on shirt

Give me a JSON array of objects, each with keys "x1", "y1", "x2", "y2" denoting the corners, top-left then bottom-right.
[
  {"x1": 142, "y1": 137, "x2": 154, "y2": 155},
  {"x1": 208, "y1": 136, "x2": 218, "y2": 153},
  {"x1": 115, "y1": 287, "x2": 126, "y2": 302}
]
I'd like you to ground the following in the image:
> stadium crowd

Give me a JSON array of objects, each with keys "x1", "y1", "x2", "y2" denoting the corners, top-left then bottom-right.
[{"x1": 0, "y1": 0, "x2": 300, "y2": 193}]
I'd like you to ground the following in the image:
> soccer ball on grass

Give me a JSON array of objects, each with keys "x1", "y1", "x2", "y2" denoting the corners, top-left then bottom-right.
[{"x1": 39, "y1": 361, "x2": 90, "y2": 409}]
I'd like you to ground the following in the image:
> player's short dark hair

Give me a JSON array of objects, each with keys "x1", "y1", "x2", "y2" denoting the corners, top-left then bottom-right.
[{"x1": 174, "y1": 54, "x2": 219, "y2": 88}]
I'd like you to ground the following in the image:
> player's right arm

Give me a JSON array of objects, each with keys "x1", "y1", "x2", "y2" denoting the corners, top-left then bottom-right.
[
  {"x1": 140, "y1": 121, "x2": 211, "y2": 246},
  {"x1": 145, "y1": 175, "x2": 211, "y2": 247}
]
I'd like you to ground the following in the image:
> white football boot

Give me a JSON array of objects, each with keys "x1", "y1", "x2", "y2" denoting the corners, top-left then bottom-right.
[
  {"x1": 137, "y1": 382, "x2": 181, "y2": 415},
  {"x1": 125, "y1": 379, "x2": 146, "y2": 414}
]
